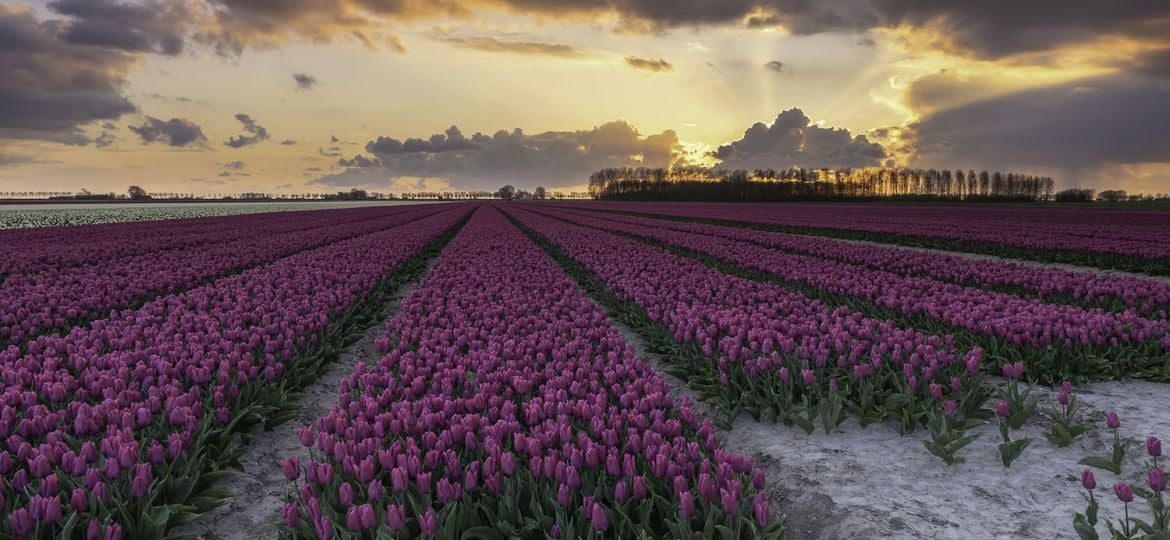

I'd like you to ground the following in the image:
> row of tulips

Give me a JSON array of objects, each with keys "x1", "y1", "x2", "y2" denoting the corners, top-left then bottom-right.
[
  {"x1": 531, "y1": 206, "x2": 1170, "y2": 383},
  {"x1": 0, "y1": 204, "x2": 449, "y2": 348},
  {"x1": 0, "y1": 204, "x2": 417, "y2": 277},
  {"x1": 280, "y1": 206, "x2": 781, "y2": 539},
  {"x1": 0, "y1": 204, "x2": 473, "y2": 538},
  {"x1": 502, "y1": 205, "x2": 989, "y2": 435},
  {"x1": 556, "y1": 206, "x2": 1170, "y2": 316},
  {"x1": 559, "y1": 202, "x2": 1170, "y2": 273}
]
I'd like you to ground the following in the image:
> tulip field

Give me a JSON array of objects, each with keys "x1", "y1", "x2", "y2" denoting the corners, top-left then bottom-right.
[{"x1": 1, "y1": 201, "x2": 1169, "y2": 539}]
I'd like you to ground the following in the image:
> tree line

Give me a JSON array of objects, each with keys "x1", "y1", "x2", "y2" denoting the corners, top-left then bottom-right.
[{"x1": 588, "y1": 166, "x2": 1056, "y2": 202}]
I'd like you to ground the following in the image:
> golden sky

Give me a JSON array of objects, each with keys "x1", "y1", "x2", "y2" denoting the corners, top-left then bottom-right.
[{"x1": 1, "y1": 0, "x2": 1168, "y2": 195}]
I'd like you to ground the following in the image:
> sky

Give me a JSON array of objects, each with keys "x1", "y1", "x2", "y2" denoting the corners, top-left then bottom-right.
[{"x1": 0, "y1": 0, "x2": 1168, "y2": 196}]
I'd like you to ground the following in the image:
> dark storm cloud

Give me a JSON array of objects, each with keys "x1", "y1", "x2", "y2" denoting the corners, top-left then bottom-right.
[
  {"x1": 906, "y1": 75, "x2": 1170, "y2": 170},
  {"x1": 714, "y1": 108, "x2": 886, "y2": 169},
  {"x1": 1131, "y1": 47, "x2": 1170, "y2": 79},
  {"x1": 625, "y1": 56, "x2": 673, "y2": 72},
  {"x1": 281, "y1": 139, "x2": 297, "y2": 145},
  {"x1": 187, "y1": 1, "x2": 1169, "y2": 61},
  {"x1": 94, "y1": 131, "x2": 117, "y2": 148},
  {"x1": 365, "y1": 126, "x2": 479, "y2": 155},
  {"x1": 129, "y1": 116, "x2": 207, "y2": 147},
  {"x1": 222, "y1": 160, "x2": 246, "y2": 170},
  {"x1": 224, "y1": 113, "x2": 270, "y2": 148},
  {"x1": 48, "y1": 0, "x2": 193, "y2": 55},
  {"x1": 322, "y1": 120, "x2": 684, "y2": 190},
  {"x1": 338, "y1": 154, "x2": 380, "y2": 168},
  {"x1": 0, "y1": 5, "x2": 138, "y2": 145},
  {"x1": 293, "y1": 72, "x2": 318, "y2": 90},
  {"x1": 434, "y1": 35, "x2": 587, "y2": 57},
  {"x1": 763, "y1": 60, "x2": 784, "y2": 73}
]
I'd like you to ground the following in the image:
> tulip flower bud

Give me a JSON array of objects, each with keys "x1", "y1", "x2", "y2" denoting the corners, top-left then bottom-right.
[
  {"x1": 283, "y1": 503, "x2": 299, "y2": 527},
  {"x1": 281, "y1": 457, "x2": 300, "y2": 481},
  {"x1": 1081, "y1": 469, "x2": 1096, "y2": 491},
  {"x1": 753, "y1": 493, "x2": 769, "y2": 526},
  {"x1": 359, "y1": 504, "x2": 376, "y2": 530},
  {"x1": 1148, "y1": 437, "x2": 1162, "y2": 458},
  {"x1": 385, "y1": 504, "x2": 405, "y2": 531},
  {"x1": 367, "y1": 480, "x2": 383, "y2": 501},
  {"x1": 71, "y1": 488, "x2": 89, "y2": 512},
  {"x1": 1106, "y1": 411, "x2": 1120, "y2": 429},
  {"x1": 345, "y1": 506, "x2": 362, "y2": 532},
  {"x1": 1114, "y1": 482, "x2": 1134, "y2": 503},
  {"x1": 995, "y1": 400, "x2": 1011, "y2": 419},
  {"x1": 720, "y1": 488, "x2": 738, "y2": 514},
  {"x1": 679, "y1": 490, "x2": 696, "y2": 518},
  {"x1": 590, "y1": 504, "x2": 609, "y2": 531},
  {"x1": 1150, "y1": 468, "x2": 1166, "y2": 493},
  {"x1": 420, "y1": 508, "x2": 438, "y2": 535}
]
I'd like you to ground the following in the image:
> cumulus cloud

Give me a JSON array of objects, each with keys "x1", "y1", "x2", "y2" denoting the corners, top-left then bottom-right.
[
  {"x1": 48, "y1": 0, "x2": 194, "y2": 55},
  {"x1": 319, "y1": 121, "x2": 685, "y2": 190},
  {"x1": 292, "y1": 73, "x2": 318, "y2": 90},
  {"x1": 434, "y1": 35, "x2": 586, "y2": 57},
  {"x1": 0, "y1": 5, "x2": 138, "y2": 145},
  {"x1": 714, "y1": 108, "x2": 886, "y2": 169},
  {"x1": 338, "y1": 154, "x2": 380, "y2": 168},
  {"x1": 94, "y1": 131, "x2": 117, "y2": 148},
  {"x1": 906, "y1": 75, "x2": 1170, "y2": 172},
  {"x1": 625, "y1": 56, "x2": 673, "y2": 72},
  {"x1": 224, "y1": 113, "x2": 270, "y2": 148},
  {"x1": 129, "y1": 116, "x2": 207, "y2": 147}
]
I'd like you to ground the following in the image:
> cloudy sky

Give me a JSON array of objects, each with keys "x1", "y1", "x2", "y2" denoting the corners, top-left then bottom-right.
[{"x1": 1, "y1": 0, "x2": 1168, "y2": 195}]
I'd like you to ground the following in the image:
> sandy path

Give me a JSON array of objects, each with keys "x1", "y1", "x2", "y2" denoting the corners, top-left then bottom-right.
[{"x1": 173, "y1": 270, "x2": 427, "y2": 539}]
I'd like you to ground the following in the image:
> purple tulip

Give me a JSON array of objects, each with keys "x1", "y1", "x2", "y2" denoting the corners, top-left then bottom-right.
[
  {"x1": 385, "y1": 504, "x2": 405, "y2": 531},
  {"x1": 11, "y1": 508, "x2": 33, "y2": 535},
  {"x1": 283, "y1": 503, "x2": 299, "y2": 527},
  {"x1": 71, "y1": 488, "x2": 89, "y2": 512},
  {"x1": 995, "y1": 400, "x2": 1011, "y2": 419},
  {"x1": 753, "y1": 493, "x2": 769, "y2": 526},
  {"x1": 720, "y1": 488, "x2": 739, "y2": 514},
  {"x1": 282, "y1": 457, "x2": 300, "y2": 481},
  {"x1": 1114, "y1": 482, "x2": 1134, "y2": 503},
  {"x1": 367, "y1": 480, "x2": 383, "y2": 501},
  {"x1": 358, "y1": 504, "x2": 376, "y2": 530},
  {"x1": 338, "y1": 483, "x2": 354, "y2": 506},
  {"x1": 943, "y1": 400, "x2": 958, "y2": 417},
  {"x1": 1081, "y1": 469, "x2": 1096, "y2": 491},
  {"x1": 1148, "y1": 437, "x2": 1162, "y2": 458},
  {"x1": 1151, "y1": 468, "x2": 1167, "y2": 493},
  {"x1": 590, "y1": 504, "x2": 609, "y2": 531},
  {"x1": 1106, "y1": 411, "x2": 1120, "y2": 429},
  {"x1": 614, "y1": 480, "x2": 629, "y2": 503},
  {"x1": 679, "y1": 491, "x2": 696, "y2": 518},
  {"x1": 419, "y1": 508, "x2": 438, "y2": 535},
  {"x1": 345, "y1": 506, "x2": 363, "y2": 532}
]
